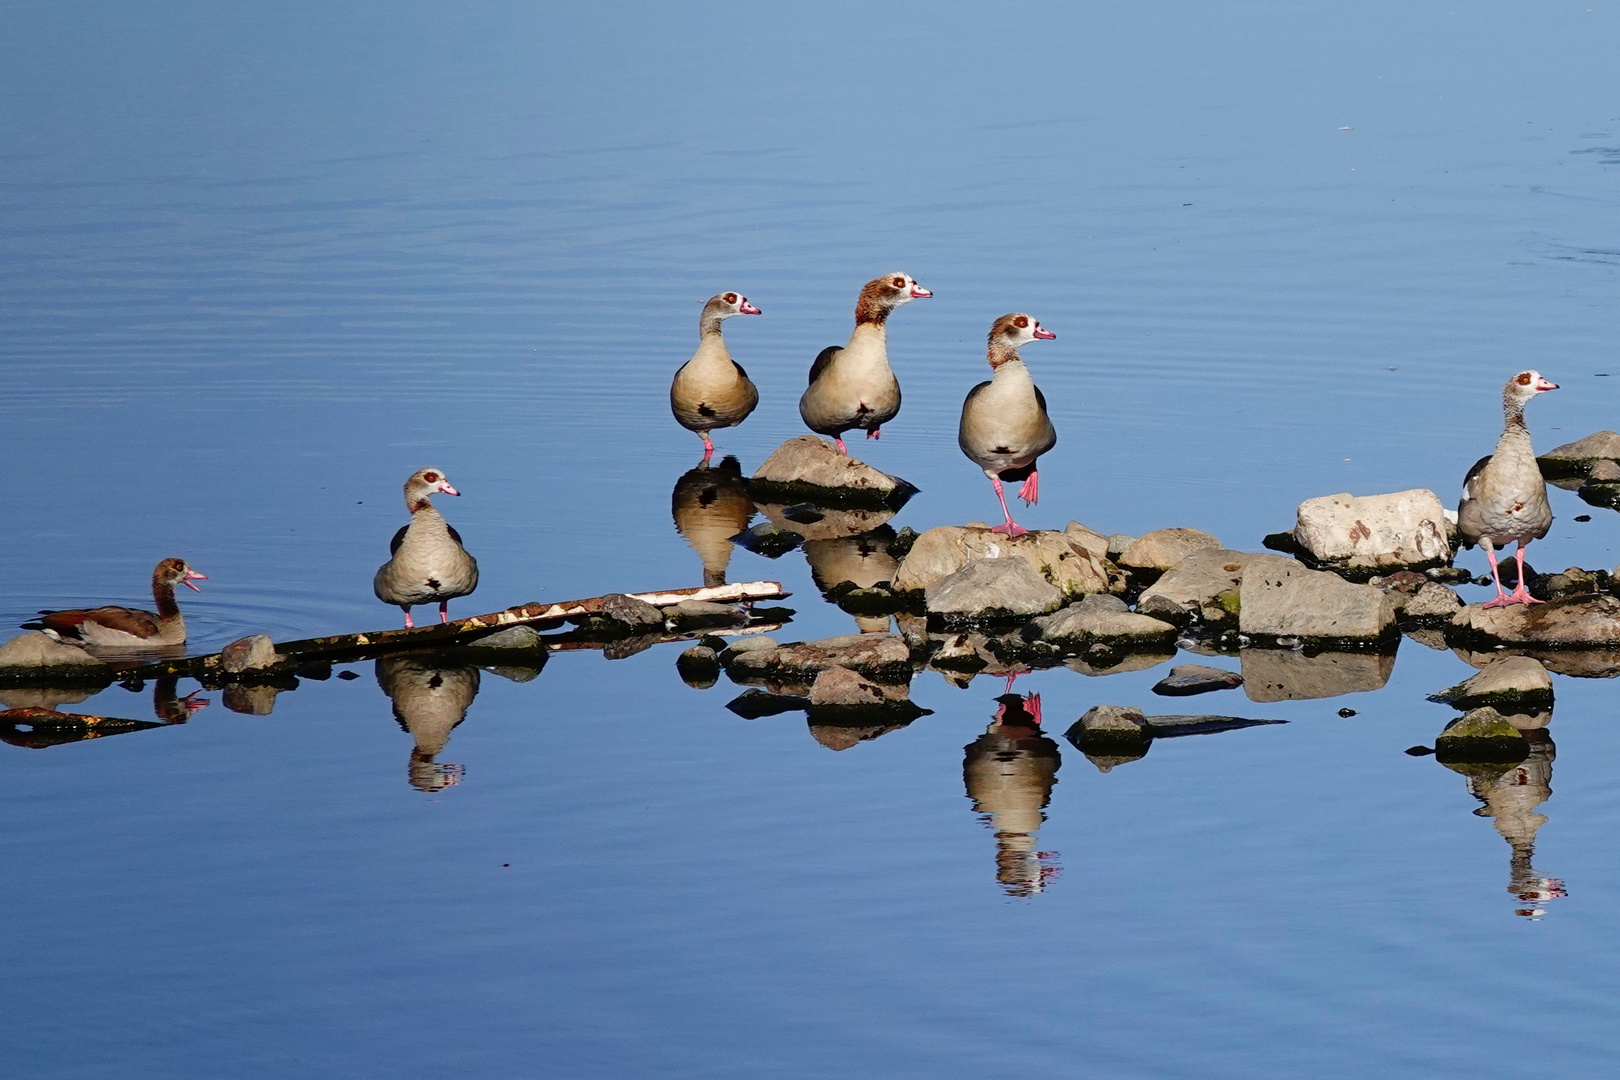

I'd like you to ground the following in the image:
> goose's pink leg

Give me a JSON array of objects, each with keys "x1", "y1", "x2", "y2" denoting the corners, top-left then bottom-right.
[
  {"x1": 402, "y1": 606, "x2": 415, "y2": 629},
  {"x1": 440, "y1": 601, "x2": 450, "y2": 623},
  {"x1": 834, "y1": 437, "x2": 848, "y2": 454},
  {"x1": 1480, "y1": 547, "x2": 1513, "y2": 609},
  {"x1": 867, "y1": 427, "x2": 881, "y2": 440},
  {"x1": 1025, "y1": 692, "x2": 1042, "y2": 727},
  {"x1": 701, "y1": 433, "x2": 715, "y2": 464},
  {"x1": 1018, "y1": 468, "x2": 1040, "y2": 505},
  {"x1": 1507, "y1": 542, "x2": 1543, "y2": 605},
  {"x1": 988, "y1": 478, "x2": 1029, "y2": 537}
]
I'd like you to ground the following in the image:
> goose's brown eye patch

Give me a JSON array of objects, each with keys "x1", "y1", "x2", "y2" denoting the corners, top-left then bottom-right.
[
  {"x1": 424, "y1": 471, "x2": 440, "y2": 483},
  {"x1": 723, "y1": 293, "x2": 737, "y2": 304},
  {"x1": 1516, "y1": 373, "x2": 1532, "y2": 386},
  {"x1": 892, "y1": 277, "x2": 905, "y2": 287},
  {"x1": 1014, "y1": 316, "x2": 1029, "y2": 328}
]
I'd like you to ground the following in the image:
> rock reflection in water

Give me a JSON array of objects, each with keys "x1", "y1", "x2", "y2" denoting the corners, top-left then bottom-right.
[
  {"x1": 376, "y1": 656, "x2": 480, "y2": 792},
  {"x1": 671, "y1": 457, "x2": 756, "y2": 587},
  {"x1": 1241, "y1": 647, "x2": 1395, "y2": 702},
  {"x1": 963, "y1": 691, "x2": 1060, "y2": 897},
  {"x1": 1447, "y1": 730, "x2": 1566, "y2": 918}
]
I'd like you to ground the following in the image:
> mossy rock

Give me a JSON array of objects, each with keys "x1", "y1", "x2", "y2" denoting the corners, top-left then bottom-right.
[{"x1": 1434, "y1": 707, "x2": 1530, "y2": 764}]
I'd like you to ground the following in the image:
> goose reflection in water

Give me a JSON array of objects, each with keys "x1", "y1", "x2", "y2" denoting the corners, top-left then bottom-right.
[
  {"x1": 1459, "y1": 730, "x2": 1566, "y2": 918},
  {"x1": 152, "y1": 675, "x2": 209, "y2": 724},
  {"x1": 375, "y1": 656, "x2": 480, "y2": 792},
  {"x1": 963, "y1": 686, "x2": 1061, "y2": 897},
  {"x1": 671, "y1": 456, "x2": 756, "y2": 587}
]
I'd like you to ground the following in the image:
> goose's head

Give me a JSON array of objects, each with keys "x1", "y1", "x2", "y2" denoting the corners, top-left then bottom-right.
[
  {"x1": 704, "y1": 291, "x2": 761, "y2": 320},
  {"x1": 1505, "y1": 370, "x2": 1558, "y2": 411},
  {"x1": 405, "y1": 467, "x2": 459, "y2": 512},
  {"x1": 856, "y1": 273, "x2": 931, "y2": 323},
  {"x1": 155, "y1": 557, "x2": 206, "y2": 593},
  {"x1": 987, "y1": 313, "x2": 1055, "y2": 365}
]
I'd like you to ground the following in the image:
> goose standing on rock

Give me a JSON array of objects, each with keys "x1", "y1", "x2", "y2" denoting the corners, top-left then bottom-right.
[
  {"x1": 958, "y1": 313, "x2": 1058, "y2": 537},
  {"x1": 670, "y1": 291, "x2": 761, "y2": 462},
  {"x1": 24, "y1": 558, "x2": 206, "y2": 649},
  {"x1": 799, "y1": 273, "x2": 931, "y2": 453},
  {"x1": 1458, "y1": 370, "x2": 1558, "y2": 608},
  {"x1": 374, "y1": 467, "x2": 479, "y2": 628}
]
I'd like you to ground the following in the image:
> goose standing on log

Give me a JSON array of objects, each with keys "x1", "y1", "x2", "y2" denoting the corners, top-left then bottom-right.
[
  {"x1": 24, "y1": 558, "x2": 206, "y2": 649},
  {"x1": 958, "y1": 313, "x2": 1057, "y2": 537},
  {"x1": 1458, "y1": 370, "x2": 1558, "y2": 608},
  {"x1": 799, "y1": 273, "x2": 931, "y2": 453},
  {"x1": 670, "y1": 291, "x2": 762, "y2": 462},
  {"x1": 374, "y1": 467, "x2": 479, "y2": 628}
]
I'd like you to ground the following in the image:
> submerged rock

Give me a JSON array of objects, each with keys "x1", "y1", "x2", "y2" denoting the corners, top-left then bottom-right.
[
  {"x1": 1241, "y1": 647, "x2": 1395, "y2": 702},
  {"x1": 925, "y1": 558, "x2": 1063, "y2": 624},
  {"x1": 1136, "y1": 550, "x2": 1260, "y2": 626},
  {"x1": 1238, "y1": 555, "x2": 1396, "y2": 642},
  {"x1": 1538, "y1": 430, "x2": 1620, "y2": 481},
  {"x1": 598, "y1": 593, "x2": 666, "y2": 630},
  {"x1": 750, "y1": 435, "x2": 917, "y2": 507},
  {"x1": 1292, "y1": 489, "x2": 1452, "y2": 572},
  {"x1": 1026, "y1": 594, "x2": 1177, "y2": 648},
  {"x1": 665, "y1": 599, "x2": 744, "y2": 630},
  {"x1": 1152, "y1": 664, "x2": 1244, "y2": 696},
  {"x1": 676, "y1": 645, "x2": 722, "y2": 688},
  {"x1": 1451, "y1": 594, "x2": 1620, "y2": 648},
  {"x1": 1116, "y1": 528, "x2": 1222, "y2": 574},
  {"x1": 894, "y1": 525, "x2": 1114, "y2": 599},
  {"x1": 1435, "y1": 707, "x2": 1530, "y2": 764},
  {"x1": 0, "y1": 632, "x2": 105, "y2": 672},
  {"x1": 470, "y1": 625, "x2": 544, "y2": 649},
  {"x1": 1430, "y1": 655, "x2": 1553, "y2": 713}
]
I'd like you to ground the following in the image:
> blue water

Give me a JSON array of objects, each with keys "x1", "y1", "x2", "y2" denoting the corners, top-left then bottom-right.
[{"x1": 3, "y1": 2, "x2": 1620, "y2": 1076}]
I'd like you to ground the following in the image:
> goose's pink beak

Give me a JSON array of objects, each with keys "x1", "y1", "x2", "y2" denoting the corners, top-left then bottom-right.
[
  {"x1": 184, "y1": 570, "x2": 207, "y2": 592},
  {"x1": 739, "y1": 300, "x2": 761, "y2": 315},
  {"x1": 438, "y1": 482, "x2": 461, "y2": 496},
  {"x1": 910, "y1": 284, "x2": 932, "y2": 298},
  {"x1": 1535, "y1": 377, "x2": 1558, "y2": 392},
  {"x1": 1033, "y1": 326, "x2": 1056, "y2": 340}
]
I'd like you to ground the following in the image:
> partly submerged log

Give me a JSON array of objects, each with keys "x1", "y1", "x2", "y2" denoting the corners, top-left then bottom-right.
[
  {"x1": 0, "y1": 707, "x2": 166, "y2": 749},
  {"x1": 0, "y1": 581, "x2": 790, "y2": 687}
]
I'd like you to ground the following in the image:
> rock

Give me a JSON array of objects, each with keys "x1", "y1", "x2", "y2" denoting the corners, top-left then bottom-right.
[
  {"x1": 1065, "y1": 649, "x2": 1177, "y2": 677},
  {"x1": 750, "y1": 435, "x2": 916, "y2": 506},
  {"x1": 1116, "y1": 528, "x2": 1222, "y2": 573},
  {"x1": 894, "y1": 525, "x2": 1113, "y2": 599},
  {"x1": 1404, "y1": 627, "x2": 1451, "y2": 651},
  {"x1": 1541, "y1": 567, "x2": 1606, "y2": 600},
  {"x1": 1430, "y1": 655, "x2": 1553, "y2": 712},
  {"x1": 1291, "y1": 489, "x2": 1451, "y2": 571},
  {"x1": 599, "y1": 593, "x2": 666, "y2": 629},
  {"x1": 1106, "y1": 534, "x2": 1135, "y2": 561},
  {"x1": 807, "y1": 714, "x2": 922, "y2": 750},
  {"x1": 1136, "y1": 550, "x2": 1262, "y2": 626},
  {"x1": 1238, "y1": 555, "x2": 1396, "y2": 641},
  {"x1": 1068, "y1": 704, "x2": 1149, "y2": 737},
  {"x1": 729, "y1": 522, "x2": 803, "y2": 558},
  {"x1": 469, "y1": 625, "x2": 542, "y2": 649},
  {"x1": 1434, "y1": 707, "x2": 1530, "y2": 764},
  {"x1": 1591, "y1": 459, "x2": 1620, "y2": 482},
  {"x1": 676, "y1": 645, "x2": 722, "y2": 688},
  {"x1": 924, "y1": 557, "x2": 1064, "y2": 623},
  {"x1": 223, "y1": 684, "x2": 282, "y2": 715},
  {"x1": 1402, "y1": 582, "x2": 1464, "y2": 621},
  {"x1": 1538, "y1": 430, "x2": 1620, "y2": 481},
  {"x1": 1064, "y1": 521, "x2": 1110, "y2": 560},
  {"x1": 1451, "y1": 594, "x2": 1620, "y2": 647},
  {"x1": 1152, "y1": 664, "x2": 1244, "y2": 696},
  {"x1": 808, "y1": 666, "x2": 886, "y2": 707},
  {"x1": 0, "y1": 632, "x2": 105, "y2": 671},
  {"x1": 1027, "y1": 594, "x2": 1177, "y2": 648},
  {"x1": 1143, "y1": 714, "x2": 1285, "y2": 737},
  {"x1": 1241, "y1": 648, "x2": 1395, "y2": 701},
  {"x1": 665, "y1": 599, "x2": 743, "y2": 629},
  {"x1": 720, "y1": 635, "x2": 777, "y2": 660},
  {"x1": 725, "y1": 689, "x2": 808, "y2": 719},
  {"x1": 724, "y1": 633, "x2": 913, "y2": 683},
  {"x1": 219, "y1": 634, "x2": 282, "y2": 674},
  {"x1": 928, "y1": 631, "x2": 989, "y2": 672}
]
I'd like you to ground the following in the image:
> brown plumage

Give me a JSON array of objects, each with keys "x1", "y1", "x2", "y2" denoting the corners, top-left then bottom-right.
[
  {"x1": 799, "y1": 272, "x2": 931, "y2": 452},
  {"x1": 23, "y1": 558, "x2": 206, "y2": 649}
]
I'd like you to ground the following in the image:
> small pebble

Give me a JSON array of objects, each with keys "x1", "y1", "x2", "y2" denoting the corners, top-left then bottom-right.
[
  {"x1": 1405, "y1": 746, "x2": 1435, "y2": 757},
  {"x1": 337, "y1": 670, "x2": 359, "y2": 680},
  {"x1": 1338, "y1": 707, "x2": 1357, "y2": 717},
  {"x1": 1576, "y1": 514, "x2": 1592, "y2": 522}
]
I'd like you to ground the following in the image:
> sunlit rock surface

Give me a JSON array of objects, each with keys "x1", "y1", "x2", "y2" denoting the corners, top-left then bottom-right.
[
  {"x1": 751, "y1": 436, "x2": 915, "y2": 504},
  {"x1": 1430, "y1": 655, "x2": 1553, "y2": 713},
  {"x1": 1116, "y1": 528, "x2": 1222, "y2": 574},
  {"x1": 1435, "y1": 707, "x2": 1530, "y2": 764},
  {"x1": 1292, "y1": 489, "x2": 1452, "y2": 572},
  {"x1": 1451, "y1": 594, "x2": 1620, "y2": 647},
  {"x1": 1238, "y1": 555, "x2": 1396, "y2": 641},
  {"x1": 1026, "y1": 594, "x2": 1177, "y2": 648},
  {"x1": 1538, "y1": 429, "x2": 1620, "y2": 480},
  {"x1": 894, "y1": 525, "x2": 1113, "y2": 599},
  {"x1": 1136, "y1": 550, "x2": 1259, "y2": 626},
  {"x1": 221, "y1": 634, "x2": 281, "y2": 674},
  {"x1": 925, "y1": 558, "x2": 1064, "y2": 623}
]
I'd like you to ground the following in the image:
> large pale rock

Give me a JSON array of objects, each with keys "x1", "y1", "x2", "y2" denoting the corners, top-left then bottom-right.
[
  {"x1": 1064, "y1": 521, "x2": 1110, "y2": 560},
  {"x1": 894, "y1": 525, "x2": 1111, "y2": 599},
  {"x1": 1539, "y1": 430, "x2": 1620, "y2": 480},
  {"x1": 0, "y1": 632, "x2": 105, "y2": 671},
  {"x1": 1027, "y1": 594, "x2": 1177, "y2": 647},
  {"x1": 1241, "y1": 648, "x2": 1395, "y2": 701},
  {"x1": 1403, "y1": 582, "x2": 1464, "y2": 621},
  {"x1": 1117, "y1": 528, "x2": 1222, "y2": 573},
  {"x1": 1238, "y1": 555, "x2": 1396, "y2": 641},
  {"x1": 1430, "y1": 655, "x2": 1553, "y2": 712},
  {"x1": 925, "y1": 558, "x2": 1063, "y2": 622},
  {"x1": 1451, "y1": 595, "x2": 1620, "y2": 648},
  {"x1": 599, "y1": 594, "x2": 666, "y2": 629},
  {"x1": 1136, "y1": 550, "x2": 1261, "y2": 625},
  {"x1": 1069, "y1": 704, "x2": 1149, "y2": 737},
  {"x1": 752, "y1": 435, "x2": 911, "y2": 501},
  {"x1": 1435, "y1": 708, "x2": 1530, "y2": 763},
  {"x1": 1292, "y1": 489, "x2": 1451, "y2": 570},
  {"x1": 808, "y1": 666, "x2": 887, "y2": 707},
  {"x1": 220, "y1": 634, "x2": 282, "y2": 674}
]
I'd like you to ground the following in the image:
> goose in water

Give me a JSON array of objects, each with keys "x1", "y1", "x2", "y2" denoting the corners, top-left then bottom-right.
[
  {"x1": 24, "y1": 558, "x2": 206, "y2": 649},
  {"x1": 958, "y1": 313, "x2": 1057, "y2": 537},
  {"x1": 1458, "y1": 370, "x2": 1558, "y2": 608},
  {"x1": 670, "y1": 291, "x2": 761, "y2": 462},
  {"x1": 799, "y1": 272, "x2": 931, "y2": 452},
  {"x1": 374, "y1": 467, "x2": 479, "y2": 628}
]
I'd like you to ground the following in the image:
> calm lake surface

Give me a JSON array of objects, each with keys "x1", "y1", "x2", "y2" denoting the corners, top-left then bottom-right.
[{"x1": 4, "y1": 3, "x2": 1620, "y2": 1076}]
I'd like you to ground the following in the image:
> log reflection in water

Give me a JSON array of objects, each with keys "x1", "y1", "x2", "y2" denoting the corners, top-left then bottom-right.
[
  {"x1": 963, "y1": 691, "x2": 1060, "y2": 897},
  {"x1": 671, "y1": 457, "x2": 756, "y2": 588},
  {"x1": 376, "y1": 656, "x2": 481, "y2": 792}
]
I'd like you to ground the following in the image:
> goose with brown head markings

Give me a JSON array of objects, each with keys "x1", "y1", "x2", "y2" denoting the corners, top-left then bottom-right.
[
  {"x1": 671, "y1": 291, "x2": 762, "y2": 462},
  {"x1": 23, "y1": 558, "x2": 206, "y2": 649},
  {"x1": 958, "y1": 313, "x2": 1057, "y2": 537},
  {"x1": 1458, "y1": 370, "x2": 1558, "y2": 608},
  {"x1": 799, "y1": 272, "x2": 931, "y2": 453},
  {"x1": 374, "y1": 467, "x2": 479, "y2": 628}
]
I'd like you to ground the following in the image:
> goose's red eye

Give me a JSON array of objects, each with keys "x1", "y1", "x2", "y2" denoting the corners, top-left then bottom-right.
[
  {"x1": 1516, "y1": 374, "x2": 1532, "y2": 386},
  {"x1": 424, "y1": 472, "x2": 439, "y2": 483},
  {"x1": 724, "y1": 293, "x2": 737, "y2": 303},
  {"x1": 1014, "y1": 316, "x2": 1029, "y2": 328}
]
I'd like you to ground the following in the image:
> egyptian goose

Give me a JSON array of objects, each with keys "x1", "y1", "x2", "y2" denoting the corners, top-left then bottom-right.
[
  {"x1": 376, "y1": 656, "x2": 479, "y2": 792},
  {"x1": 373, "y1": 467, "x2": 479, "y2": 628},
  {"x1": 671, "y1": 456, "x2": 756, "y2": 587},
  {"x1": 670, "y1": 291, "x2": 762, "y2": 462},
  {"x1": 1458, "y1": 370, "x2": 1558, "y2": 607},
  {"x1": 24, "y1": 557, "x2": 206, "y2": 649},
  {"x1": 799, "y1": 272, "x2": 931, "y2": 452},
  {"x1": 958, "y1": 313, "x2": 1057, "y2": 537}
]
